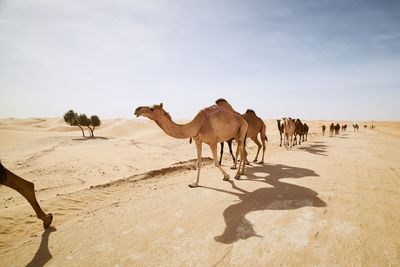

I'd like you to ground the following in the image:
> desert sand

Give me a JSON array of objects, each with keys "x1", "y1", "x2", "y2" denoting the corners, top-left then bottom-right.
[{"x1": 0, "y1": 118, "x2": 399, "y2": 266}]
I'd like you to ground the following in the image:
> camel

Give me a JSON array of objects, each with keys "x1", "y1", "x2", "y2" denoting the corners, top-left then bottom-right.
[
  {"x1": 215, "y1": 99, "x2": 267, "y2": 165},
  {"x1": 283, "y1": 118, "x2": 296, "y2": 149},
  {"x1": 303, "y1": 123, "x2": 309, "y2": 142},
  {"x1": 335, "y1": 124, "x2": 340, "y2": 135},
  {"x1": 322, "y1": 125, "x2": 326, "y2": 136},
  {"x1": 341, "y1": 124, "x2": 347, "y2": 132},
  {"x1": 134, "y1": 103, "x2": 248, "y2": 188},
  {"x1": 353, "y1": 124, "x2": 359, "y2": 131},
  {"x1": 276, "y1": 119, "x2": 284, "y2": 146},
  {"x1": 293, "y1": 119, "x2": 304, "y2": 146},
  {"x1": 0, "y1": 162, "x2": 53, "y2": 228},
  {"x1": 329, "y1": 123, "x2": 335, "y2": 137}
]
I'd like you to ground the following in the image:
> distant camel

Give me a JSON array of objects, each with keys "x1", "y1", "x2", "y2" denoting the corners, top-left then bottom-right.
[
  {"x1": 370, "y1": 125, "x2": 375, "y2": 129},
  {"x1": 0, "y1": 162, "x2": 53, "y2": 228},
  {"x1": 276, "y1": 119, "x2": 284, "y2": 146},
  {"x1": 216, "y1": 100, "x2": 268, "y2": 165},
  {"x1": 364, "y1": 125, "x2": 368, "y2": 129},
  {"x1": 322, "y1": 125, "x2": 326, "y2": 136},
  {"x1": 329, "y1": 123, "x2": 335, "y2": 137},
  {"x1": 293, "y1": 119, "x2": 304, "y2": 146},
  {"x1": 303, "y1": 123, "x2": 309, "y2": 142},
  {"x1": 353, "y1": 124, "x2": 359, "y2": 131},
  {"x1": 135, "y1": 103, "x2": 248, "y2": 187},
  {"x1": 335, "y1": 124, "x2": 340, "y2": 135},
  {"x1": 283, "y1": 118, "x2": 296, "y2": 149},
  {"x1": 341, "y1": 124, "x2": 347, "y2": 132}
]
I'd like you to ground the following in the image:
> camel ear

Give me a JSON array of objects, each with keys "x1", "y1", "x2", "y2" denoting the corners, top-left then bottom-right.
[{"x1": 159, "y1": 103, "x2": 163, "y2": 108}]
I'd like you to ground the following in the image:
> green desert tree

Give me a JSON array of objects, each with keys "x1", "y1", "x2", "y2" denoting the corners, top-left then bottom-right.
[
  {"x1": 63, "y1": 110, "x2": 86, "y2": 137},
  {"x1": 77, "y1": 114, "x2": 92, "y2": 137},
  {"x1": 89, "y1": 115, "x2": 101, "y2": 137}
]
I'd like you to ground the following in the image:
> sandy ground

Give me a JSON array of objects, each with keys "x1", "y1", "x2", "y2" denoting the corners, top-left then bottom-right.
[{"x1": 0, "y1": 118, "x2": 399, "y2": 266}]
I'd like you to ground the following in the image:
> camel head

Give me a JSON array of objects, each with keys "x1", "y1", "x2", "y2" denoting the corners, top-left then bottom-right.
[{"x1": 134, "y1": 103, "x2": 165, "y2": 120}]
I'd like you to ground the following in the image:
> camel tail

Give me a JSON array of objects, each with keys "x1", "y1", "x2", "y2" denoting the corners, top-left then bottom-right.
[{"x1": 189, "y1": 138, "x2": 192, "y2": 144}]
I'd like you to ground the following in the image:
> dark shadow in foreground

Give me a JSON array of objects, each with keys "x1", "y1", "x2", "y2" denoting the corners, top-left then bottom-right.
[
  {"x1": 26, "y1": 226, "x2": 57, "y2": 267},
  {"x1": 200, "y1": 163, "x2": 326, "y2": 244}
]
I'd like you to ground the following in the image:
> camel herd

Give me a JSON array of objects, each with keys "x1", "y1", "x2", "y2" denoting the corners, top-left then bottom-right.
[
  {"x1": 276, "y1": 118, "x2": 309, "y2": 148},
  {"x1": 1, "y1": 98, "x2": 375, "y2": 228},
  {"x1": 135, "y1": 99, "x2": 313, "y2": 188}
]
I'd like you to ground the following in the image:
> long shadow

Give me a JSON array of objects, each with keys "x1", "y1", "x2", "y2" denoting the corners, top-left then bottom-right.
[
  {"x1": 200, "y1": 163, "x2": 326, "y2": 244},
  {"x1": 297, "y1": 142, "x2": 328, "y2": 156},
  {"x1": 26, "y1": 227, "x2": 56, "y2": 267}
]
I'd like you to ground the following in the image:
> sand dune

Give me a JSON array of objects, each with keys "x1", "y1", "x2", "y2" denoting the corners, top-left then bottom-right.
[{"x1": 0, "y1": 118, "x2": 399, "y2": 266}]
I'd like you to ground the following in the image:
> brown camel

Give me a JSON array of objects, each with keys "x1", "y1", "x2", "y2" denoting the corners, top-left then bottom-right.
[
  {"x1": 283, "y1": 117, "x2": 296, "y2": 149},
  {"x1": 341, "y1": 124, "x2": 347, "y2": 132},
  {"x1": 329, "y1": 123, "x2": 335, "y2": 137},
  {"x1": 215, "y1": 99, "x2": 267, "y2": 165},
  {"x1": 303, "y1": 123, "x2": 309, "y2": 142},
  {"x1": 353, "y1": 124, "x2": 359, "y2": 131},
  {"x1": 134, "y1": 103, "x2": 248, "y2": 188},
  {"x1": 322, "y1": 125, "x2": 326, "y2": 136},
  {"x1": 276, "y1": 119, "x2": 284, "y2": 146},
  {"x1": 0, "y1": 162, "x2": 53, "y2": 228},
  {"x1": 293, "y1": 119, "x2": 304, "y2": 146},
  {"x1": 335, "y1": 124, "x2": 340, "y2": 135}
]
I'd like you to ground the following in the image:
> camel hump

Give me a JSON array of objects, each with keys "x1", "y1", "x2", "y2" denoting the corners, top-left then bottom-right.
[
  {"x1": 245, "y1": 109, "x2": 256, "y2": 114},
  {"x1": 215, "y1": 98, "x2": 228, "y2": 104}
]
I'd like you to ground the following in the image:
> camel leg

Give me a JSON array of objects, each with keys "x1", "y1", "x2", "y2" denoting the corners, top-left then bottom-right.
[
  {"x1": 210, "y1": 143, "x2": 230, "y2": 181},
  {"x1": 251, "y1": 137, "x2": 262, "y2": 162},
  {"x1": 227, "y1": 139, "x2": 236, "y2": 164},
  {"x1": 232, "y1": 145, "x2": 239, "y2": 170},
  {"x1": 235, "y1": 140, "x2": 245, "y2": 179},
  {"x1": 279, "y1": 133, "x2": 282, "y2": 146},
  {"x1": 3, "y1": 169, "x2": 53, "y2": 228},
  {"x1": 219, "y1": 142, "x2": 224, "y2": 166},
  {"x1": 189, "y1": 141, "x2": 203, "y2": 188},
  {"x1": 260, "y1": 133, "x2": 266, "y2": 164}
]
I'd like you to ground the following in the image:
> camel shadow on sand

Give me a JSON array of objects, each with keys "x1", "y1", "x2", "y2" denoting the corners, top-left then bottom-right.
[
  {"x1": 200, "y1": 163, "x2": 326, "y2": 244},
  {"x1": 26, "y1": 226, "x2": 56, "y2": 267},
  {"x1": 297, "y1": 142, "x2": 328, "y2": 156}
]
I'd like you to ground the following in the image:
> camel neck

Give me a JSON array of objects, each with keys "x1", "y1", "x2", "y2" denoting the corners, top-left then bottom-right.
[{"x1": 154, "y1": 110, "x2": 205, "y2": 139}]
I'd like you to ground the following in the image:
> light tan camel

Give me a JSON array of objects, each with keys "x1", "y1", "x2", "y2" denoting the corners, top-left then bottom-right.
[
  {"x1": 0, "y1": 162, "x2": 53, "y2": 228},
  {"x1": 134, "y1": 103, "x2": 248, "y2": 188},
  {"x1": 283, "y1": 117, "x2": 295, "y2": 149},
  {"x1": 215, "y1": 99, "x2": 267, "y2": 164},
  {"x1": 276, "y1": 119, "x2": 284, "y2": 146}
]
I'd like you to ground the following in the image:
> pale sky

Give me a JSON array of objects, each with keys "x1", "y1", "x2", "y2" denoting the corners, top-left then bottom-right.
[{"x1": 1, "y1": 0, "x2": 399, "y2": 120}]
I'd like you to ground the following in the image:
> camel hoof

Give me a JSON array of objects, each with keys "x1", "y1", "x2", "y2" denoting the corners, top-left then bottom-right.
[
  {"x1": 259, "y1": 161, "x2": 264, "y2": 164},
  {"x1": 253, "y1": 159, "x2": 258, "y2": 163},
  {"x1": 230, "y1": 166, "x2": 237, "y2": 170},
  {"x1": 188, "y1": 183, "x2": 198, "y2": 188},
  {"x1": 43, "y1": 213, "x2": 53, "y2": 229},
  {"x1": 223, "y1": 175, "x2": 230, "y2": 181},
  {"x1": 235, "y1": 175, "x2": 241, "y2": 180}
]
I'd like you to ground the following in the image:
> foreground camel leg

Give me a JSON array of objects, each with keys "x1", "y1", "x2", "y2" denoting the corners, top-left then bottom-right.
[
  {"x1": 219, "y1": 142, "x2": 224, "y2": 165},
  {"x1": 260, "y1": 133, "x2": 266, "y2": 164},
  {"x1": 2, "y1": 168, "x2": 53, "y2": 228},
  {"x1": 219, "y1": 140, "x2": 236, "y2": 166},
  {"x1": 251, "y1": 137, "x2": 262, "y2": 162},
  {"x1": 227, "y1": 139, "x2": 236, "y2": 164},
  {"x1": 236, "y1": 140, "x2": 245, "y2": 178},
  {"x1": 210, "y1": 143, "x2": 230, "y2": 181},
  {"x1": 189, "y1": 141, "x2": 203, "y2": 188}
]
